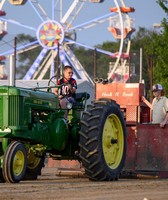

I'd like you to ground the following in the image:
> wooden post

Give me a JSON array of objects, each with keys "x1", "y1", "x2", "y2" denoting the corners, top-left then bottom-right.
[
  {"x1": 55, "y1": 42, "x2": 60, "y2": 82},
  {"x1": 148, "y1": 55, "x2": 154, "y2": 103},
  {"x1": 14, "y1": 37, "x2": 17, "y2": 86},
  {"x1": 94, "y1": 48, "x2": 97, "y2": 99}
]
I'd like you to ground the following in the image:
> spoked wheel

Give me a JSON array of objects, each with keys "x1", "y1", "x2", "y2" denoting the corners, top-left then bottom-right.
[
  {"x1": 48, "y1": 75, "x2": 57, "y2": 87},
  {"x1": 47, "y1": 75, "x2": 57, "y2": 92},
  {"x1": 79, "y1": 98, "x2": 126, "y2": 181},
  {"x1": 24, "y1": 149, "x2": 45, "y2": 180},
  {"x1": 0, "y1": 0, "x2": 130, "y2": 83},
  {"x1": 2, "y1": 141, "x2": 27, "y2": 183}
]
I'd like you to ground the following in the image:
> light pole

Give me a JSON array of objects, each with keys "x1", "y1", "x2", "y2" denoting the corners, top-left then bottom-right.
[{"x1": 147, "y1": 55, "x2": 155, "y2": 103}]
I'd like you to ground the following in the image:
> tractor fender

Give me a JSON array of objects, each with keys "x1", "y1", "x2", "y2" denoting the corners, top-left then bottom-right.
[{"x1": 49, "y1": 118, "x2": 69, "y2": 151}]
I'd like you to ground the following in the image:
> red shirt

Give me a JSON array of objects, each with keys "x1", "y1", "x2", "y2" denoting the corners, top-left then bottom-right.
[{"x1": 57, "y1": 78, "x2": 77, "y2": 97}]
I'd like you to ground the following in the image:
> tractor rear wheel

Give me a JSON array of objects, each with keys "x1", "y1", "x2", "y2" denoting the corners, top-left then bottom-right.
[
  {"x1": 24, "y1": 149, "x2": 45, "y2": 180},
  {"x1": 79, "y1": 98, "x2": 126, "y2": 181},
  {"x1": 2, "y1": 141, "x2": 27, "y2": 183}
]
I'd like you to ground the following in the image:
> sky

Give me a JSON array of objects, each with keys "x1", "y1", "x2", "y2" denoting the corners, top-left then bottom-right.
[
  {"x1": 0, "y1": 0, "x2": 166, "y2": 51},
  {"x1": 77, "y1": 0, "x2": 166, "y2": 45},
  {"x1": 127, "y1": 0, "x2": 165, "y2": 29}
]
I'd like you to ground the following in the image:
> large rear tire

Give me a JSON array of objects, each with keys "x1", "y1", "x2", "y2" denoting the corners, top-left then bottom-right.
[
  {"x1": 79, "y1": 98, "x2": 126, "y2": 181},
  {"x1": 2, "y1": 141, "x2": 27, "y2": 183}
]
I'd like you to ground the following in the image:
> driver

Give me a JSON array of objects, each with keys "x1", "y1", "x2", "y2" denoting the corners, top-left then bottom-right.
[{"x1": 54, "y1": 65, "x2": 77, "y2": 118}]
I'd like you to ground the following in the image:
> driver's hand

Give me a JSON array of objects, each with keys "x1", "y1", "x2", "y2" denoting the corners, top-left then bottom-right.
[
  {"x1": 141, "y1": 96, "x2": 146, "y2": 102},
  {"x1": 59, "y1": 95, "x2": 64, "y2": 99},
  {"x1": 67, "y1": 84, "x2": 72, "y2": 90}
]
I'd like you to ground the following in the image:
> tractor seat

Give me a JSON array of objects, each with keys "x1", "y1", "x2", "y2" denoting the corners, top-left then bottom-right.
[
  {"x1": 72, "y1": 92, "x2": 90, "y2": 109},
  {"x1": 75, "y1": 92, "x2": 90, "y2": 101}
]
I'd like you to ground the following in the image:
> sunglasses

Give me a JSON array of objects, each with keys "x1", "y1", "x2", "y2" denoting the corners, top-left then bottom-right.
[
  {"x1": 153, "y1": 90, "x2": 159, "y2": 92},
  {"x1": 68, "y1": 72, "x2": 73, "y2": 74}
]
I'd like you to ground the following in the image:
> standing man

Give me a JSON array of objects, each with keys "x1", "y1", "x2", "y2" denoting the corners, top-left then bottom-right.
[
  {"x1": 54, "y1": 65, "x2": 77, "y2": 118},
  {"x1": 142, "y1": 84, "x2": 168, "y2": 127}
]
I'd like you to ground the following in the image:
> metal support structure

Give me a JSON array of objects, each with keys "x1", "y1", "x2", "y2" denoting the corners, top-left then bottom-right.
[
  {"x1": 61, "y1": 0, "x2": 85, "y2": 24},
  {"x1": 94, "y1": 48, "x2": 97, "y2": 98},
  {"x1": 9, "y1": 55, "x2": 14, "y2": 86},
  {"x1": 28, "y1": 0, "x2": 49, "y2": 22},
  {"x1": 55, "y1": 42, "x2": 60, "y2": 81},
  {"x1": 0, "y1": 0, "x2": 6, "y2": 9},
  {"x1": 0, "y1": 0, "x2": 133, "y2": 86},
  {"x1": 139, "y1": 48, "x2": 142, "y2": 83}
]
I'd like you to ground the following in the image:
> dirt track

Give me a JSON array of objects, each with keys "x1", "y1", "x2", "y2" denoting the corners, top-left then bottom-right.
[{"x1": 0, "y1": 167, "x2": 168, "y2": 200}]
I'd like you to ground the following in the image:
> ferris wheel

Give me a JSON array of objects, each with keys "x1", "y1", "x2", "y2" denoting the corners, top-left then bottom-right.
[{"x1": 0, "y1": 0, "x2": 135, "y2": 83}]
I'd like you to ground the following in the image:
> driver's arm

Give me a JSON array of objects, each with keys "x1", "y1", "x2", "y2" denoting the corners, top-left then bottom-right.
[
  {"x1": 67, "y1": 84, "x2": 76, "y2": 93},
  {"x1": 53, "y1": 88, "x2": 64, "y2": 99},
  {"x1": 53, "y1": 88, "x2": 58, "y2": 95}
]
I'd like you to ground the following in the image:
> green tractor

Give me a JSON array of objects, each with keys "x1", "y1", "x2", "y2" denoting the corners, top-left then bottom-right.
[{"x1": 0, "y1": 82, "x2": 126, "y2": 183}]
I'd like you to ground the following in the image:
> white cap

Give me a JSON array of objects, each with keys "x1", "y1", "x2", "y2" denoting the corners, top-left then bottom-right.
[{"x1": 152, "y1": 84, "x2": 163, "y2": 91}]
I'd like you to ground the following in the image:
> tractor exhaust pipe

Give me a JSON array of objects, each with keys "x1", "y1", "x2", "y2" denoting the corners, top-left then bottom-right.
[{"x1": 94, "y1": 77, "x2": 108, "y2": 84}]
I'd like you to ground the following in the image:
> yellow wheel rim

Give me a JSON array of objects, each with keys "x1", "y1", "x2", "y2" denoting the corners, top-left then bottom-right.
[
  {"x1": 13, "y1": 150, "x2": 25, "y2": 176},
  {"x1": 102, "y1": 113, "x2": 124, "y2": 169},
  {"x1": 27, "y1": 150, "x2": 41, "y2": 169}
]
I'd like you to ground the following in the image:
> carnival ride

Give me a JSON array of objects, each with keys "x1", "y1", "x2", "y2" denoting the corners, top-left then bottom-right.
[
  {"x1": 0, "y1": 7, "x2": 7, "y2": 79},
  {"x1": 0, "y1": 0, "x2": 135, "y2": 84}
]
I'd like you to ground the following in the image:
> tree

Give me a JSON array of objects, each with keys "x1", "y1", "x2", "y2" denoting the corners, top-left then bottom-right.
[
  {"x1": 154, "y1": 0, "x2": 168, "y2": 94},
  {"x1": 157, "y1": 0, "x2": 168, "y2": 13},
  {"x1": 131, "y1": 27, "x2": 157, "y2": 97},
  {"x1": 73, "y1": 41, "x2": 119, "y2": 79}
]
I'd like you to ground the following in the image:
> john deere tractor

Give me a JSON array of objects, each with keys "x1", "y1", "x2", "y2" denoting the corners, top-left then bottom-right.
[{"x1": 0, "y1": 82, "x2": 126, "y2": 183}]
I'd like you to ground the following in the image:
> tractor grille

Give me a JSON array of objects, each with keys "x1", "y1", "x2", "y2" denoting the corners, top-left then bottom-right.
[
  {"x1": 0, "y1": 95, "x2": 23, "y2": 127},
  {"x1": 126, "y1": 105, "x2": 138, "y2": 124},
  {"x1": 8, "y1": 96, "x2": 23, "y2": 126},
  {"x1": 0, "y1": 96, "x2": 3, "y2": 126}
]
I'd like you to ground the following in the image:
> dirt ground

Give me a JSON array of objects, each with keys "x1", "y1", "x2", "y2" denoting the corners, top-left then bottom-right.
[{"x1": 0, "y1": 167, "x2": 168, "y2": 200}]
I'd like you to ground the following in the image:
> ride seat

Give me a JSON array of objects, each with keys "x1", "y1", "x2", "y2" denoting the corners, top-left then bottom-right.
[{"x1": 72, "y1": 92, "x2": 90, "y2": 110}]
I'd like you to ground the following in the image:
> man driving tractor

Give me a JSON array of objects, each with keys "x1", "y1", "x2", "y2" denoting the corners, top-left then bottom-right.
[{"x1": 54, "y1": 65, "x2": 77, "y2": 118}]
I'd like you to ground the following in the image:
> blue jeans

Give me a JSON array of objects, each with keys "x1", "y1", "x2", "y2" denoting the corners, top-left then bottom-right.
[{"x1": 59, "y1": 96, "x2": 76, "y2": 118}]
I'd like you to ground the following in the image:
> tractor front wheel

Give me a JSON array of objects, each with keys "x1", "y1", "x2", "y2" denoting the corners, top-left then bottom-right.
[
  {"x1": 2, "y1": 141, "x2": 27, "y2": 183},
  {"x1": 79, "y1": 98, "x2": 126, "y2": 181},
  {"x1": 24, "y1": 149, "x2": 45, "y2": 180}
]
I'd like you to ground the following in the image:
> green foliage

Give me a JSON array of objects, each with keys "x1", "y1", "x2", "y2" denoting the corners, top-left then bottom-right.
[
  {"x1": 154, "y1": 27, "x2": 168, "y2": 94},
  {"x1": 157, "y1": 0, "x2": 168, "y2": 13},
  {"x1": 73, "y1": 41, "x2": 119, "y2": 79},
  {"x1": 96, "y1": 41, "x2": 119, "y2": 79},
  {"x1": 73, "y1": 46, "x2": 95, "y2": 78},
  {"x1": 153, "y1": 0, "x2": 168, "y2": 94}
]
